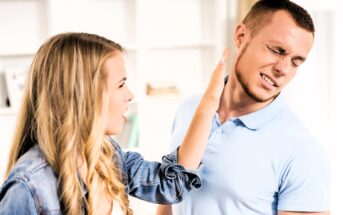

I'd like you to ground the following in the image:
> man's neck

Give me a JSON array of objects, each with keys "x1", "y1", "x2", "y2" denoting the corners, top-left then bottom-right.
[{"x1": 217, "y1": 76, "x2": 273, "y2": 124}]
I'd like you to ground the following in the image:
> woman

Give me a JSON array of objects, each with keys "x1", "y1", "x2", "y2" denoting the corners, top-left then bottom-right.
[{"x1": 0, "y1": 32, "x2": 227, "y2": 215}]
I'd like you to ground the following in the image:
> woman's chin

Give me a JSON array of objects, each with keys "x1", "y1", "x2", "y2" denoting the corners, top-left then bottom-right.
[{"x1": 105, "y1": 126, "x2": 123, "y2": 136}]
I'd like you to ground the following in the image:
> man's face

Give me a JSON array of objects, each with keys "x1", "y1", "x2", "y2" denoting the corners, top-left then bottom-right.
[{"x1": 234, "y1": 10, "x2": 314, "y2": 103}]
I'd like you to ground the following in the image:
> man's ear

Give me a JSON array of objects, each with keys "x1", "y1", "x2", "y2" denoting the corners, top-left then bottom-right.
[{"x1": 235, "y1": 24, "x2": 248, "y2": 48}]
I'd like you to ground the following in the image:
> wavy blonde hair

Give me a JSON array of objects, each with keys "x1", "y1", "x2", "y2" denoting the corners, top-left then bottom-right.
[{"x1": 5, "y1": 32, "x2": 132, "y2": 215}]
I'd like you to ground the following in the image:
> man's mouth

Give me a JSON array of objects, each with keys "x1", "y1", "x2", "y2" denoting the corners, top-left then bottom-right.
[{"x1": 260, "y1": 73, "x2": 277, "y2": 87}]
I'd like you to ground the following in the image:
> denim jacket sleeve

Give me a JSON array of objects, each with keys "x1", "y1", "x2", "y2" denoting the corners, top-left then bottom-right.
[
  {"x1": 0, "y1": 179, "x2": 38, "y2": 215},
  {"x1": 111, "y1": 139, "x2": 203, "y2": 204}
]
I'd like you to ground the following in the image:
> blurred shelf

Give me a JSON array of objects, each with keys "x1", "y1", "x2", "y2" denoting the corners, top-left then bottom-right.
[
  {"x1": 0, "y1": 53, "x2": 35, "y2": 58},
  {"x1": 145, "y1": 41, "x2": 216, "y2": 50},
  {"x1": 124, "y1": 41, "x2": 216, "y2": 51}
]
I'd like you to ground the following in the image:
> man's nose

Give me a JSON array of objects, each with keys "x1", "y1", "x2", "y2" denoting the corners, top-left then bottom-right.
[{"x1": 273, "y1": 56, "x2": 291, "y2": 76}]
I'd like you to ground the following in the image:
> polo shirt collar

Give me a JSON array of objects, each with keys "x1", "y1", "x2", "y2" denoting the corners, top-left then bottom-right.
[{"x1": 237, "y1": 93, "x2": 287, "y2": 130}]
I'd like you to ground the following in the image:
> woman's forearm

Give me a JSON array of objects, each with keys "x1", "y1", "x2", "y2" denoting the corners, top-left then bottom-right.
[
  {"x1": 178, "y1": 102, "x2": 217, "y2": 169},
  {"x1": 178, "y1": 49, "x2": 228, "y2": 169}
]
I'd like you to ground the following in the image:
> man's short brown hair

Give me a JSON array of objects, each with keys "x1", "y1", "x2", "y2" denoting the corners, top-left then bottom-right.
[{"x1": 242, "y1": 0, "x2": 315, "y2": 37}]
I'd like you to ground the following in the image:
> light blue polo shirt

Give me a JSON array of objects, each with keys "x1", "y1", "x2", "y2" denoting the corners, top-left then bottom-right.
[{"x1": 171, "y1": 94, "x2": 330, "y2": 215}]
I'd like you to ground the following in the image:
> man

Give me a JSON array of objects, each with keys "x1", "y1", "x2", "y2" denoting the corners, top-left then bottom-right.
[{"x1": 157, "y1": 0, "x2": 330, "y2": 214}]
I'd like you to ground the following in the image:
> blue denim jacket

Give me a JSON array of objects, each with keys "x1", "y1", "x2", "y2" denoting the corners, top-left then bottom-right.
[{"x1": 0, "y1": 138, "x2": 202, "y2": 214}]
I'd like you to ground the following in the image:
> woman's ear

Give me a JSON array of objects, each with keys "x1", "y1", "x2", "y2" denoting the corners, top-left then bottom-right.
[{"x1": 234, "y1": 24, "x2": 248, "y2": 48}]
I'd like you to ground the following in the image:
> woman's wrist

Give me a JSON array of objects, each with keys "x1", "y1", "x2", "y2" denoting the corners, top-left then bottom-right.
[{"x1": 197, "y1": 97, "x2": 220, "y2": 114}]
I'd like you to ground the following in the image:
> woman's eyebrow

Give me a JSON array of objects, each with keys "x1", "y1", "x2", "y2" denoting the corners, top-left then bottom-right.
[{"x1": 116, "y1": 77, "x2": 127, "y2": 84}]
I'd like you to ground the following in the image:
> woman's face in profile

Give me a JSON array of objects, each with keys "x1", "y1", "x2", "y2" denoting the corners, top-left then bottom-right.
[{"x1": 104, "y1": 53, "x2": 134, "y2": 135}]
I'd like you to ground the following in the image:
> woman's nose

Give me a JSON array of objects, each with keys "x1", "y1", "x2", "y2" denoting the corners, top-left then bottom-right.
[{"x1": 127, "y1": 87, "x2": 134, "y2": 102}]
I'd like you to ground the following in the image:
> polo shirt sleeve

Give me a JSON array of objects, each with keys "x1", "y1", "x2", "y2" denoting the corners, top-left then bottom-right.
[{"x1": 277, "y1": 139, "x2": 330, "y2": 212}]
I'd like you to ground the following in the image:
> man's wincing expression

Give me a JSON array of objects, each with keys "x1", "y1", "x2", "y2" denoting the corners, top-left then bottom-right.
[{"x1": 234, "y1": 10, "x2": 314, "y2": 103}]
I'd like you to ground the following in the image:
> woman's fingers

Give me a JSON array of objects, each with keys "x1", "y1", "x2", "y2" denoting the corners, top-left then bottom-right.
[{"x1": 203, "y1": 48, "x2": 229, "y2": 105}]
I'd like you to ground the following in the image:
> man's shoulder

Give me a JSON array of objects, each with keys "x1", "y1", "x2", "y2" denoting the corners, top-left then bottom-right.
[
  {"x1": 272, "y1": 108, "x2": 323, "y2": 152},
  {"x1": 279, "y1": 108, "x2": 314, "y2": 136},
  {"x1": 175, "y1": 94, "x2": 202, "y2": 118}
]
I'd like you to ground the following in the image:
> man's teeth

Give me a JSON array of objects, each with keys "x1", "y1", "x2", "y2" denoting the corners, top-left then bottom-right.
[{"x1": 261, "y1": 74, "x2": 275, "y2": 86}]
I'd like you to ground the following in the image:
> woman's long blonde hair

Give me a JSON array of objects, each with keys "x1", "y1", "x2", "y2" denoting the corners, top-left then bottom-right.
[{"x1": 5, "y1": 32, "x2": 132, "y2": 215}]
